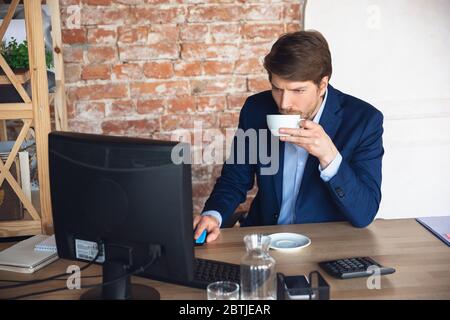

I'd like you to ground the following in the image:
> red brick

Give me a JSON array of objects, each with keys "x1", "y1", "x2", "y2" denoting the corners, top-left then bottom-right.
[
  {"x1": 102, "y1": 118, "x2": 160, "y2": 136},
  {"x1": 81, "y1": 64, "x2": 111, "y2": 80},
  {"x1": 244, "y1": 4, "x2": 283, "y2": 21},
  {"x1": 192, "y1": 164, "x2": 211, "y2": 182},
  {"x1": 248, "y1": 185, "x2": 258, "y2": 197},
  {"x1": 82, "y1": 0, "x2": 112, "y2": 5},
  {"x1": 114, "y1": 0, "x2": 144, "y2": 4},
  {"x1": 209, "y1": 24, "x2": 240, "y2": 43},
  {"x1": 206, "y1": 0, "x2": 236, "y2": 3},
  {"x1": 66, "y1": 99, "x2": 76, "y2": 119},
  {"x1": 284, "y1": 3, "x2": 302, "y2": 21},
  {"x1": 150, "y1": 131, "x2": 175, "y2": 141},
  {"x1": 143, "y1": 61, "x2": 174, "y2": 79},
  {"x1": 166, "y1": 95, "x2": 196, "y2": 113},
  {"x1": 196, "y1": 96, "x2": 226, "y2": 112},
  {"x1": 68, "y1": 120, "x2": 103, "y2": 134},
  {"x1": 119, "y1": 44, "x2": 178, "y2": 61},
  {"x1": 187, "y1": 5, "x2": 240, "y2": 22},
  {"x1": 226, "y1": 93, "x2": 248, "y2": 110},
  {"x1": 130, "y1": 80, "x2": 189, "y2": 97},
  {"x1": 107, "y1": 99, "x2": 136, "y2": 117},
  {"x1": 66, "y1": 87, "x2": 78, "y2": 109},
  {"x1": 130, "y1": 6, "x2": 186, "y2": 24},
  {"x1": 60, "y1": 0, "x2": 82, "y2": 5},
  {"x1": 148, "y1": 24, "x2": 179, "y2": 44},
  {"x1": 192, "y1": 181, "x2": 215, "y2": 198},
  {"x1": 64, "y1": 63, "x2": 82, "y2": 83},
  {"x1": 87, "y1": 46, "x2": 116, "y2": 63},
  {"x1": 180, "y1": 24, "x2": 208, "y2": 42},
  {"x1": 286, "y1": 23, "x2": 301, "y2": 33},
  {"x1": 81, "y1": 7, "x2": 133, "y2": 26},
  {"x1": 236, "y1": 194, "x2": 255, "y2": 213},
  {"x1": 112, "y1": 63, "x2": 143, "y2": 80},
  {"x1": 75, "y1": 84, "x2": 128, "y2": 100},
  {"x1": 219, "y1": 112, "x2": 240, "y2": 128},
  {"x1": 235, "y1": 58, "x2": 264, "y2": 74},
  {"x1": 181, "y1": 43, "x2": 238, "y2": 60},
  {"x1": 62, "y1": 46, "x2": 84, "y2": 63},
  {"x1": 137, "y1": 99, "x2": 165, "y2": 114},
  {"x1": 117, "y1": 26, "x2": 148, "y2": 44},
  {"x1": 203, "y1": 61, "x2": 234, "y2": 75},
  {"x1": 87, "y1": 27, "x2": 117, "y2": 44},
  {"x1": 248, "y1": 77, "x2": 271, "y2": 92},
  {"x1": 241, "y1": 23, "x2": 284, "y2": 41},
  {"x1": 212, "y1": 164, "x2": 223, "y2": 179},
  {"x1": 193, "y1": 196, "x2": 208, "y2": 215},
  {"x1": 174, "y1": 60, "x2": 202, "y2": 77},
  {"x1": 74, "y1": 101, "x2": 105, "y2": 120},
  {"x1": 239, "y1": 42, "x2": 273, "y2": 58},
  {"x1": 61, "y1": 29, "x2": 86, "y2": 44},
  {"x1": 190, "y1": 77, "x2": 246, "y2": 95},
  {"x1": 161, "y1": 114, "x2": 218, "y2": 131},
  {"x1": 147, "y1": 0, "x2": 183, "y2": 3}
]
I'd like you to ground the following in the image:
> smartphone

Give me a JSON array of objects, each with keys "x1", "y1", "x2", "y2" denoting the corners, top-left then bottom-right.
[{"x1": 284, "y1": 275, "x2": 315, "y2": 300}]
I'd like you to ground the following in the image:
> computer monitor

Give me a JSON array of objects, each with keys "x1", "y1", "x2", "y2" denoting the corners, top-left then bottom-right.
[{"x1": 49, "y1": 131, "x2": 195, "y2": 300}]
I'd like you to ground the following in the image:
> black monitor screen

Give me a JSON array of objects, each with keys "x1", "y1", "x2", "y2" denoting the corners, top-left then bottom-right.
[{"x1": 49, "y1": 131, "x2": 195, "y2": 297}]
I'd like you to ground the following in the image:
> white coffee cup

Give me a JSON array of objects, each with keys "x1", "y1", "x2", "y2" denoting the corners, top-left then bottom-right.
[{"x1": 266, "y1": 114, "x2": 302, "y2": 137}]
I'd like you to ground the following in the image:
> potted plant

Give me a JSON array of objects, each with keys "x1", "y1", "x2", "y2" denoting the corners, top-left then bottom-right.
[{"x1": 0, "y1": 37, "x2": 53, "y2": 103}]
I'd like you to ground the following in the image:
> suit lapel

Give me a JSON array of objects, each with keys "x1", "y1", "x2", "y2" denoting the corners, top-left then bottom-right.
[{"x1": 318, "y1": 85, "x2": 342, "y2": 142}]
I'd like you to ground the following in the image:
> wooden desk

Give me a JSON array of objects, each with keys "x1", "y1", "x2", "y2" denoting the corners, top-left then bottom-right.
[{"x1": 0, "y1": 218, "x2": 449, "y2": 300}]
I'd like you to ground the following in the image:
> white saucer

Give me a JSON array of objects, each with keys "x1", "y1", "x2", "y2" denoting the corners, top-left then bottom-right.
[{"x1": 268, "y1": 233, "x2": 311, "y2": 252}]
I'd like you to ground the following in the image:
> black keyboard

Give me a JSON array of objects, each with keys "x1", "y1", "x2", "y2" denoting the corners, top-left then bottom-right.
[
  {"x1": 319, "y1": 257, "x2": 395, "y2": 279},
  {"x1": 191, "y1": 258, "x2": 240, "y2": 289},
  {"x1": 141, "y1": 258, "x2": 240, "y2": 289}
]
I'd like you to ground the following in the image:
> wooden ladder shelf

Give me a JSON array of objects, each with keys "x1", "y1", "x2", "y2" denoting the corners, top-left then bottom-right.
[{"x1": 0, "y1": 0, "x2": 64, "y2": 236}]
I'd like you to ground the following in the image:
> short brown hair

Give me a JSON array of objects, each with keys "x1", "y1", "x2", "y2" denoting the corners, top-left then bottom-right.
[{"x1": 263, "y1": 30, "x2": 332, "y2": 85}]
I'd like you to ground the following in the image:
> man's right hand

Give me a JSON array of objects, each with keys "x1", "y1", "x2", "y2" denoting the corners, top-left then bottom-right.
[{"x1": 193, "y1": 215, "x2": 221, "y2": 243}]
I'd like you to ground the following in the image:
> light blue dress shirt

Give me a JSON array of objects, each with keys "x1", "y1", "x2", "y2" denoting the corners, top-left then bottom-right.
[
  {"x1": 203, "y1": 89, "x2": 342, "y2": 227},
  {"x1": 278, "y1": 89, "x2": 342, "y2": 224}
]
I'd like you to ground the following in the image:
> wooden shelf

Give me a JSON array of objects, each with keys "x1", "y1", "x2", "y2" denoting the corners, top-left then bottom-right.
[
  {"x1": 0, "y1": 103, "x2": 33, "y2": 120},
  {"x1": 0, "y1": 220, "x2": 42, "y2": 237},
  {"x1": 0, "y1": 70, "x2": 30, "y2": 85},
  {"x1": 0, "y1": 0, "x2": 61, "y2": 236}
]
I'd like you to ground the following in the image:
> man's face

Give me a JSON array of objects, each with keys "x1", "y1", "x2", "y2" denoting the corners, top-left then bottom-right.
[{"x1": 270, "y1": 74, "x2": 328, "y2": 120}]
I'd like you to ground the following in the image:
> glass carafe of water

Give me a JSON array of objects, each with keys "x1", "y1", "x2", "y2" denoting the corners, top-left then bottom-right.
[{"x1": 240, "y1": 234, "x2": 277, "y2": 300}]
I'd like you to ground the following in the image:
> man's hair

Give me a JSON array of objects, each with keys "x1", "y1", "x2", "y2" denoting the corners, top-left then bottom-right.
[{"x1": 263, "y1": 30, "x2": 332, "y2": 85}]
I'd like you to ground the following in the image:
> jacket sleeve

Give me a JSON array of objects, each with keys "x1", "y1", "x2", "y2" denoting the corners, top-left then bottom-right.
[
  {"x1": 325, "y1": 111, "x2": 384, "y2": 227},
  {"x1": 202, "y1": 100, "x2": 256, "y2": 224}
]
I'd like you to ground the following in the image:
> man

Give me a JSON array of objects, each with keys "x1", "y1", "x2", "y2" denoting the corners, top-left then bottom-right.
[{"x1": 194, "y1": 30, "x2": 384, "y2": 243}]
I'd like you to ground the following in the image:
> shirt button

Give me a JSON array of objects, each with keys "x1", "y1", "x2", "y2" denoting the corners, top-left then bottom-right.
[{"x1": 335, "y1": 187, "x2": 345, "y2": 198}]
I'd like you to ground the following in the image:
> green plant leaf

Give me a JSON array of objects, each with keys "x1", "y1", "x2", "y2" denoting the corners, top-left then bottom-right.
[{"x1": 1, "y1": 37, "x2": 54, "y2": 70}]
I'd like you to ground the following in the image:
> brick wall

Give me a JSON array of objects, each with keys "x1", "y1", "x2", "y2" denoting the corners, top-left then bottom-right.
[{"x1": 60, "y1": 0, "x2": 304, "y2": 215}]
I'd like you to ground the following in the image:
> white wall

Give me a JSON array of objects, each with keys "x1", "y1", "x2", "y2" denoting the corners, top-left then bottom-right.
[{"x1": 305, "y1": 0, "x2": 450, "y2": 219}]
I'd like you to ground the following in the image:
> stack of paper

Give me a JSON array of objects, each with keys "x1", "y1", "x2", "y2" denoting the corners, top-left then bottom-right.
[
  {"x1": 0, "y1": 235, "x2": 58, "y2": 274},
  {"x1": 34, "y1": 234, "x2": 56, "y2": 253}
]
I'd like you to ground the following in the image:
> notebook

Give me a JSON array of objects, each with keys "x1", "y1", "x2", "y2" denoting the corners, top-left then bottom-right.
[
  {"x1": 416, "y1": 216, "x2": 450, "y2": 247},
  {"x1": 34, "y1": 234, "x2": 57, "y2": 253},
  {"x1": 0, "y1": 235, "x2": 59, "y2": 274}
]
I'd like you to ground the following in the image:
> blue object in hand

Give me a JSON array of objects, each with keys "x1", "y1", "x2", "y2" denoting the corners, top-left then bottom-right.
[{"x1": 195, "y1": 230, "x2": 207, "y2": 245}]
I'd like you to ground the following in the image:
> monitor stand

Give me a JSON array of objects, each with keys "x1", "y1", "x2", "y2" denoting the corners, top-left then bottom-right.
[{"x1": 80, "y1": 244, "x2": 160, "y2": 300}]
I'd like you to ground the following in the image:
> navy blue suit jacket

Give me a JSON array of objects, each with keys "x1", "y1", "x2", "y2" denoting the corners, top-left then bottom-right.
[{"x1": 203, "y1": 84, "x2": 384, "y2": 228}]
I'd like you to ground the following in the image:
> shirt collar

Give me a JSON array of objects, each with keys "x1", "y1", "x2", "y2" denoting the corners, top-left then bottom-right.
[{"x1": 312, "y1": 88, "x2": 328, "y2": 124}]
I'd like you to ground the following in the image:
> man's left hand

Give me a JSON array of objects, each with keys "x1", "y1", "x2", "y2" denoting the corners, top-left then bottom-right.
[{"x1": 279, "y1": 120, "x2": 338, "y2": 169}]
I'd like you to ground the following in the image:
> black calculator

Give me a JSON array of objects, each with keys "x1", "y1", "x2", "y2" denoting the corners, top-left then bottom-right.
[{"x1": 319, "y1": 257, "x2": 395, "y2": 279}]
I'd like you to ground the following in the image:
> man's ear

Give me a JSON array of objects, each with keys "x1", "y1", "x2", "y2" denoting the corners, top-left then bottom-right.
[{"x1": 319, "y1": 76, "x2": 329, "y2": 96}]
